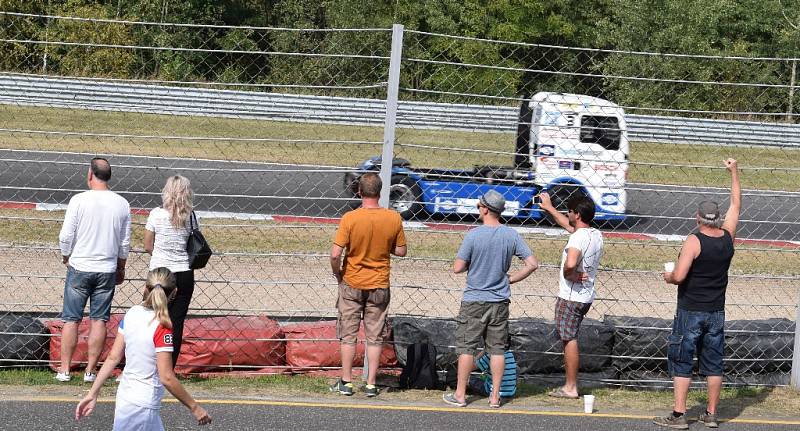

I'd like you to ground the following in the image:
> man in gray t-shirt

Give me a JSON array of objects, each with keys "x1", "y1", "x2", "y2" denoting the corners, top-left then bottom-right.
[{"x1": 443, "y1": 190, "x2": 539, "y2": 409}]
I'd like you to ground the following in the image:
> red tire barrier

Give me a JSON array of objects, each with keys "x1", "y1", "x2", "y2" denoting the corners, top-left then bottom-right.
[
  {"x1": 174, "y1": 315, "x2": 285, "y2": 374},
  {"x1": 47, "y1": 314, "x2": 124, "y2": 372},
  {"x1": 282, "y1": 320, "x2": 397, "y2": 371}
]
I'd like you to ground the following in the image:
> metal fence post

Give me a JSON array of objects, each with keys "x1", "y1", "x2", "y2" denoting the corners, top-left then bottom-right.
[
  {"x1": 378, "y1": 24, "x2": 404, "y2": 208},
  {"x1": 367, "y1": 22, "x2": 404, "y2": 381},
  {"x1": 791, "y1": 287, "x2": 800, "y2": 389},
  {"x1": 788, "y1": 59, "x2": 797, "y2": 123}
]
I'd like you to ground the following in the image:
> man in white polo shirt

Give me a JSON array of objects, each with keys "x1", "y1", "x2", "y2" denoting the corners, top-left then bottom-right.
[{"x1": 57, "y1": 157, "x2": 131, "y2": 383}]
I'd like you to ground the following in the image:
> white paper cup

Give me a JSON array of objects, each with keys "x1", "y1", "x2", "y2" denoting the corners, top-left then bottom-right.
[
  {"x1": 583, "y1": 394, "x2": 595, "y2": 414},
  {"x1": 664, "y1": 262, "x2": 675, "y2": 272}
]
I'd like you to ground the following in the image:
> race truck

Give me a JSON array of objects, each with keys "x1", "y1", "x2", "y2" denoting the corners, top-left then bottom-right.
[{"x1": 344, "y1": 92, "x2": 629, "y2": 223}]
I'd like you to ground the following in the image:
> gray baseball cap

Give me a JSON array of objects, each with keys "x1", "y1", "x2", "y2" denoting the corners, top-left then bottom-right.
[
  {"x1": 479, "y1": 190, "x2": 506, "y2": 214},
  {"x1": 697, "y1": 201, "x2": 720, "y2": 222}
]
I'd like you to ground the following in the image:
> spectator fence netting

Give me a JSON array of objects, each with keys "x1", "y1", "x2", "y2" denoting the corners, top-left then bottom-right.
[{"x1": 0, "y1": 12, "x2": 798, "y2": 387}]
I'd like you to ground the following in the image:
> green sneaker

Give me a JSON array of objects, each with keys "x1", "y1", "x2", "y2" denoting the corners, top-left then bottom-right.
[
  {"x1": 653, "y1": 413, "x2": 689, "y2": 429},
  {"x1": 699, "y1": 411, "x2": 719, "y2": 428},
  {"x1": 330, "y1": 379, "x2": 354, "y2": 396},
  {"x1": 364, "y1": 384, "x2": 379, "y2": 398}
]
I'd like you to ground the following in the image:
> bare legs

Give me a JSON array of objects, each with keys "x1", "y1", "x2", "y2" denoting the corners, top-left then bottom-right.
[
  {"x1": 59, "y1": 322, "x2": 78, "y2": 373},
  {"x1": 672, "y1": 375, "x2": 720, "y2": 415},
  {"x1": 558, "y1": 339, "x2": 580, "y2": 397},
  {"x1": 340, "y1": 343, "x2": 383, "y2": 385},
  {"x1": 60, "y1": 320, "x2": 107, "y2": 374}
]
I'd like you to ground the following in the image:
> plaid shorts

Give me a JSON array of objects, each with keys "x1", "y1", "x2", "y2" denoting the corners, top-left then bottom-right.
[{"x1": 554, "y1": 297, "x2": 591, "y2": 341}]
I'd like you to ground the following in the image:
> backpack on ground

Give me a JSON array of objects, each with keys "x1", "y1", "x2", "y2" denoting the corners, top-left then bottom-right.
[{"x1": 398, "y1": 342, "x2": 439, "y2": 390}]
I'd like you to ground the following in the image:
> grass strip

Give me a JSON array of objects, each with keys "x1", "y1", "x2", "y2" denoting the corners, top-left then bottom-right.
[
  {"x1": 1, "y1": 368, "x2": 798, "y2": 419},
  {"x1": 1, "y1": 209, "x2": 797, "y2": 276},
  {"x1": 1, "y1": 105, "x2": 798, "y2": 190}
]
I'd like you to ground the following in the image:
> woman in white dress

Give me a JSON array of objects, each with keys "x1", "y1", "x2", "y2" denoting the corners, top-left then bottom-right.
[
  {"x1": 75, "y1": 268, "x2": 211, "y2": 430},
  {"x1": 144, "y1": 175, "x2": 196, "y2": 367}
]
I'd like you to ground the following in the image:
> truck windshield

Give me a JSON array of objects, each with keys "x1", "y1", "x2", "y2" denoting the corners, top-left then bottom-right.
[{"x1": 579, "y1": 115, "x2": 621, "y2": 151}]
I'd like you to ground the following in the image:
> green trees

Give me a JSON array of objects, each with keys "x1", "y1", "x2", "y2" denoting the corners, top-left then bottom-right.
[
  {"x1": 0, "y1": 0, "x2": 797, "y2": 115},
  {"x1": 596, "y1": 0, "x2": 797, "y2": 116}
]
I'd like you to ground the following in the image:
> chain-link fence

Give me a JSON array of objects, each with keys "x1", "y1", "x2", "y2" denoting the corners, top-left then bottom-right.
[{"x1": 0, "y1": 12, "x2": 798, "y2": 387}]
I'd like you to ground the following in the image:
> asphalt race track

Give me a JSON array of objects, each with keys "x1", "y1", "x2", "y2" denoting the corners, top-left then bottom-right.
[
  {"x1": 2, "y1": 398, "x2": 799, "y2": 431},
  {"x1": 1, "y1": 149, "x2": 798, "y2": 241}
]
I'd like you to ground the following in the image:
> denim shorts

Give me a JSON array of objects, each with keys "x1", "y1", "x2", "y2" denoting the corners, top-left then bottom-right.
[
  {"x1": 667, "y1": 307, "x2": 725, "y2": 378},
  {"x1": 61, "y1": 266, "x2": 116, "y2": 322}
]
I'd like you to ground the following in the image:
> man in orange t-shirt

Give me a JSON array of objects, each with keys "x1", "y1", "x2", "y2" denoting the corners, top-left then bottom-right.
[{"x1": 329, "y1": 173, "x2": 407, "y2": 397}]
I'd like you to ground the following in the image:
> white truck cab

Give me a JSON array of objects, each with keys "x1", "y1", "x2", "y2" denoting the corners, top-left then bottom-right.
[{"x1": 528, "y1": 92, "x2": 628, "y2": 216}]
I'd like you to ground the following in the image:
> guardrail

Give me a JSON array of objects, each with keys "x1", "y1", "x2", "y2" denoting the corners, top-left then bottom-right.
[{"x1": 2, "y1": 73, "x2": 800, "y2": 147}]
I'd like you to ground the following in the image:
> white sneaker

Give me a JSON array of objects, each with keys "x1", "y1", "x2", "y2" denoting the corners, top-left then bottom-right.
[
  {"x1": 83, "y1": 372, "x2": 97, "y2": 383},
  {"x1": 55, "y1": 372, "x2": 71, "y2": 382}
]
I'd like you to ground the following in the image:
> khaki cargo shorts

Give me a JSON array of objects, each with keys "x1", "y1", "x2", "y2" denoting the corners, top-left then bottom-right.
[
  {"x1": 336, "y1": 282, "x2": 390, "y2": 345},
  {"x1": 455, "y1": 300, "x2": 510, "y2": 356}
]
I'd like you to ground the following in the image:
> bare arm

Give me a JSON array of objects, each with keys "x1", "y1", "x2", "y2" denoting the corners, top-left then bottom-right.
[
  {"x1": 393, "y1": 224, "x2": 408, "y2": 257},
  {"x1": 144, "y1": 229, "x2": 155, "y2": 255},
  {"x1": 664, "y1": 235, "x2": 700, "y2": 285},
  {"x1": 330, "y1": 244, "x2": 344, "y2": 283},
  {"x1": 453, "y1": 258, "x2": 468, "y2": 274},
  {"x1": 563, "y1": 247, "x2": 588, "y2": 282},
  {"x1": 115, "y1": 258, "x2": 126, "y2": 285},
  {"x1": 508, "y1": 255, "x2": 539, "y2": 284},
  {"x1": 157, "y1": 352, "x2": 212, "y2": 425},
  {"x1": 76, "y1": 333, "x2": 125, "y2": 420},
  {"x1": 393, "y1": 244, "x2": 407, "y2": 257},
  {"x1": 538, "y1": 192, "x2": 575, "y2": 233},
  {"x1": 721, "y1": 158, "x2": 741, "y2": 240}
]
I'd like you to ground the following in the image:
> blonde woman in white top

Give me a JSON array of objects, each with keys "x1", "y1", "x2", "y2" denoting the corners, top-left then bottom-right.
[{"x1": 144, "y1": 175, "x2": 196, "y2": 368}]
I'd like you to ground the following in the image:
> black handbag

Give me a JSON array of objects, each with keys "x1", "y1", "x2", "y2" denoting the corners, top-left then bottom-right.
[{"x1": 186, "y1": 211, "x2": 212, "y2": 269}]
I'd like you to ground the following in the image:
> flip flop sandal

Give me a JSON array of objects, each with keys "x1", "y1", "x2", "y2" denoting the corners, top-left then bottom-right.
[{"x1": 548, "y1": 388, "x2": 579, "y2": 399}]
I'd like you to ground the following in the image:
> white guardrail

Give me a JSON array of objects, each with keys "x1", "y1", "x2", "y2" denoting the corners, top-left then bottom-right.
[{"x1": 1, "y1": 73, "x2": 800, "y2": 147}]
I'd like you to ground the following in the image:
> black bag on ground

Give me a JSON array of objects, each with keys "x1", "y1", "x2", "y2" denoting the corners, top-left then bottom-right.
[
  {"x1": 186, "y1": 211, "x2": 212, "y2": 269},
  {"x1": 399, "y1": 342, "x2": 440, "y2": 390}
]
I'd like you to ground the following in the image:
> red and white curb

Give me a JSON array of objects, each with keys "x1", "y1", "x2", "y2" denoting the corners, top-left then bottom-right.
[{"x1": 2, "y1": 200, "x2": 798, "y2": 249}]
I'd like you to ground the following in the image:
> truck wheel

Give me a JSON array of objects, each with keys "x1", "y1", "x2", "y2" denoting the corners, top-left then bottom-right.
[
  {"x1": 390, "y1": 176, "x2": 423, "y2": 220},
  {"x1": 343, "y1": 172, "x2": 362, "y2": 208},
  {"x1": 343, "y1": 172, "x2": 360, "y2": 197},
  {"x1": 543, "y1": 185, "x2": 586, "y2": 224}
]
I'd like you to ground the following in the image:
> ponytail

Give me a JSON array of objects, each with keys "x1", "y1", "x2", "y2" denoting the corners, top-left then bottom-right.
[
  {"x1": 143, "y1": 267, "x2": 176, "y2": 329},
  {"x1": 147, "y1": 284, "x2": 173, "y2": 329}
]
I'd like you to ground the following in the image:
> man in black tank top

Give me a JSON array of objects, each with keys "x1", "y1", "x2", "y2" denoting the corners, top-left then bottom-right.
[{"x1": 654, "y1": 159, "x2": 740, "y2": 430}]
